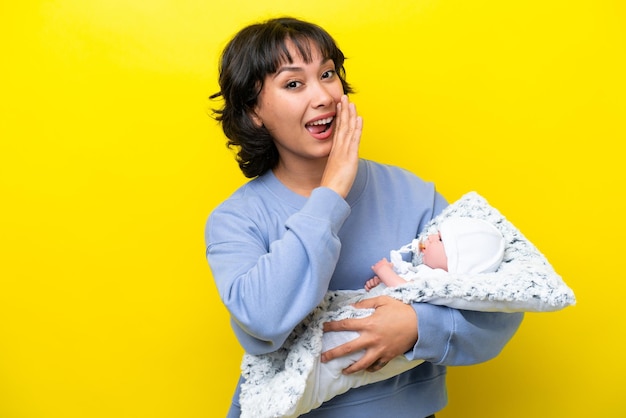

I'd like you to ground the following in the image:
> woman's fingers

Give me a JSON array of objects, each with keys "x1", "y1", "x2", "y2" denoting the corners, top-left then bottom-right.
[
  {"x1": 321, "y1": 297, "x2": 418, "y2": 374},
  {"x1": 320, "y1": 95, "x2": 362, "y2": 198},
  {"x1": 331, "y1": 95, "x2": 361, "y2": 152},
  {"x1": 321, "y1": 318, "x2": 388, "y2": 374}
]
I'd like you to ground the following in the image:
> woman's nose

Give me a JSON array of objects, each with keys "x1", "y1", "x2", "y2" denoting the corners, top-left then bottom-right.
[{"x1": 311, "y1": 83, "x2": 333, "y2": 108}]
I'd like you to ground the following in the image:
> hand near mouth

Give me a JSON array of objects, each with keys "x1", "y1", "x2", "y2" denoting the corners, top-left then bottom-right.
[{"x1": 320, "y1": 95, "x2": 363, "y2": 199}]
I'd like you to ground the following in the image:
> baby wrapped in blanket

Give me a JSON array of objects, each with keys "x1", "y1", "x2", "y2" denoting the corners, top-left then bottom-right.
[{"x1": 239, "y1": 192, "x2": 576, "y2": 418}]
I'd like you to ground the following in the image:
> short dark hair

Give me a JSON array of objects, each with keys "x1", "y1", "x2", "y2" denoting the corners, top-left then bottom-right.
[{"x1": 210, "y1": 17, "x2": 354, "y2": 178}]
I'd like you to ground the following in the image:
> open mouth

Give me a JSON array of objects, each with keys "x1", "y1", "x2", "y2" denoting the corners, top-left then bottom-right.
[{"x1": 305, "y1": 117, "x2": 334, "y2": 134}]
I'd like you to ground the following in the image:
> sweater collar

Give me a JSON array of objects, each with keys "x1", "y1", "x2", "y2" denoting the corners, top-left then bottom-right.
[{"x1": 258, "y1": 159, "x2": 368, "y2": 209}]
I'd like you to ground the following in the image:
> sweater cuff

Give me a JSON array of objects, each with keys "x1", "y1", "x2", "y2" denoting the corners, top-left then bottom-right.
[
  {"x1": 406, "y1": 303, "x2": 454, "y2": 364},
  {"x1": 299, "y1": 187, "x2": 351, "y2": 234}
]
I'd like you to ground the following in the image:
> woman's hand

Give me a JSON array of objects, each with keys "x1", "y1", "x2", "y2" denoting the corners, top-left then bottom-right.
[
  {"x1": 321, "y1": 296, "x2": 418, "y2": 374},
  {"x1": 320, "y1": 95, "x2": 363, "y2": 198}
]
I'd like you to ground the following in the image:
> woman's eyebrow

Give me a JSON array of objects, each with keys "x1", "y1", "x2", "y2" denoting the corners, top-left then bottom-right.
[
  {"x1": 273, "y1": 66, "x2": 304, "y2": 78},
  {"x1": 273, "y1": 58, "x2": 333, "y2": 78}
]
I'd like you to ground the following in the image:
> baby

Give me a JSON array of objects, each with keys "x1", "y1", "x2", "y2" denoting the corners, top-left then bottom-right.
[{"x1": 367, "y1": 217, "x2": 505, "y2": 291}]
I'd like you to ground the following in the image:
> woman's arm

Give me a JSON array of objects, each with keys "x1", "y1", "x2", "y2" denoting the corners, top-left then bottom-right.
[
  {"x1": 408, "y1": 303, "x2": 524, "y2": 365},
  {"x1": 321, "y1": 297, "x2": 523, "y2": 373},
  {"x1": 206, "y1": 188, "x2": 350, "y2": 355}
]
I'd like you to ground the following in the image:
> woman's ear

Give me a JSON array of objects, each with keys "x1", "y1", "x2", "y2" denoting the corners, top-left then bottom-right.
[{"x1": 249, "y1": 110, "x2": 263, "y2": 128}]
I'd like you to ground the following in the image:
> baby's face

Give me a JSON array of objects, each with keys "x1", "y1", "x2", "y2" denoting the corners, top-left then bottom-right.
[{"x1": 420, "y1": 232, "x2": 448, "y2": 271}]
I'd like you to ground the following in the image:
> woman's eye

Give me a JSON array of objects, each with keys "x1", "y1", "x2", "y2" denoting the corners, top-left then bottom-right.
[
  {"x1": 322, "y1": 70, "x2": 335, "y2": 79},
  {"x1": 285, "y1": 80, "x2": 301, "y2": 89}
]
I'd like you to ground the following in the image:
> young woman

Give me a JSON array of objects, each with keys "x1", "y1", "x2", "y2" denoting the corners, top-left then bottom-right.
[{"x1": 205, "y1": 17, "x2": 523, "y2": 417}]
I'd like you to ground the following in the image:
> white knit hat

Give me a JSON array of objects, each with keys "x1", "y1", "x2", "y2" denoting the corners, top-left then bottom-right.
[{"x1": 439, "y1": 217, "x2": 505, "y2": 275}]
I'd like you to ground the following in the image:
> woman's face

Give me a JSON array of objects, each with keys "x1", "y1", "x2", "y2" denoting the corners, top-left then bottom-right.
[
  {"x1": 421, "y1": 233, "x2": 448, "y2": 271},
  {"x1": 252, "y1": 41, "x2": 344, "y2": 168}
]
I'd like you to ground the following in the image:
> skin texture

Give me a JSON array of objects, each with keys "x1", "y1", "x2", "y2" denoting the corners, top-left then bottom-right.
[{"x1": 252, "y1": 41, "x2": 417, "y2": 374}]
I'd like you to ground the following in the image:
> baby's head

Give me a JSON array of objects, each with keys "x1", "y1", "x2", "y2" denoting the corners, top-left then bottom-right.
[{"x1": 422, "y1": 217, "x2": 505, "y2": 275}]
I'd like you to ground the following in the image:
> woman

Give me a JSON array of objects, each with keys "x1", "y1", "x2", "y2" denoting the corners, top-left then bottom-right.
[{"x1": 205, "y1": 16, "x2": 523, "y2": 417}]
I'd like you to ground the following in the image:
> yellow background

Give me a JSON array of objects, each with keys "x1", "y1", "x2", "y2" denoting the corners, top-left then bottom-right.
[{"x1": 1, "y1": 1, "x2": 624, "y2": 417}]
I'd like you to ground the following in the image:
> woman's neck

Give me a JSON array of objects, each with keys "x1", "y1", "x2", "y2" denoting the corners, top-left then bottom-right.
[{"x1": 272, "y1": 160, "x2": 326, "y2": 198}]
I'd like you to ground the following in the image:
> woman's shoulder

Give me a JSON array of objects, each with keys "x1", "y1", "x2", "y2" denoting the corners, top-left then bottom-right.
[
  {"x1": 360, "y1": 159, "x2": 434, "y2": 190},
  {"x1": 209, "y1": 177, "x2": 269, "y2": 217},
  {"x1": 357, "y1": 159, "x2": 446, "y2": 213},
  {"x1": 205, "y1": 179, "x2": 277, "y2": 246},
  {"x1": 208, "y1": 171, "x2": 307, "y2": 222}
]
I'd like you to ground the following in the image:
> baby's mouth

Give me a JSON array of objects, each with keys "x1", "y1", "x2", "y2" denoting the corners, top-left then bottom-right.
[{"x1": 305, "y1": 117, "x2": 333, "y2": 134}]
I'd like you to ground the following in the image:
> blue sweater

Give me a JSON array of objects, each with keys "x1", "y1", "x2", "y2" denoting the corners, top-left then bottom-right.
[{"x1": 206, "y1": 159, "x2": 523, "y2": 417}]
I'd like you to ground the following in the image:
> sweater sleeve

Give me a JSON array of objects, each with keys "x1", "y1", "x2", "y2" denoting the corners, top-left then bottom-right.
[
  {"x1": 407, "y1": 303, "x2": 524, "y2": 365},
  {"x1": 206, "y1": 187, "x2": 351, "y2": 355}
]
